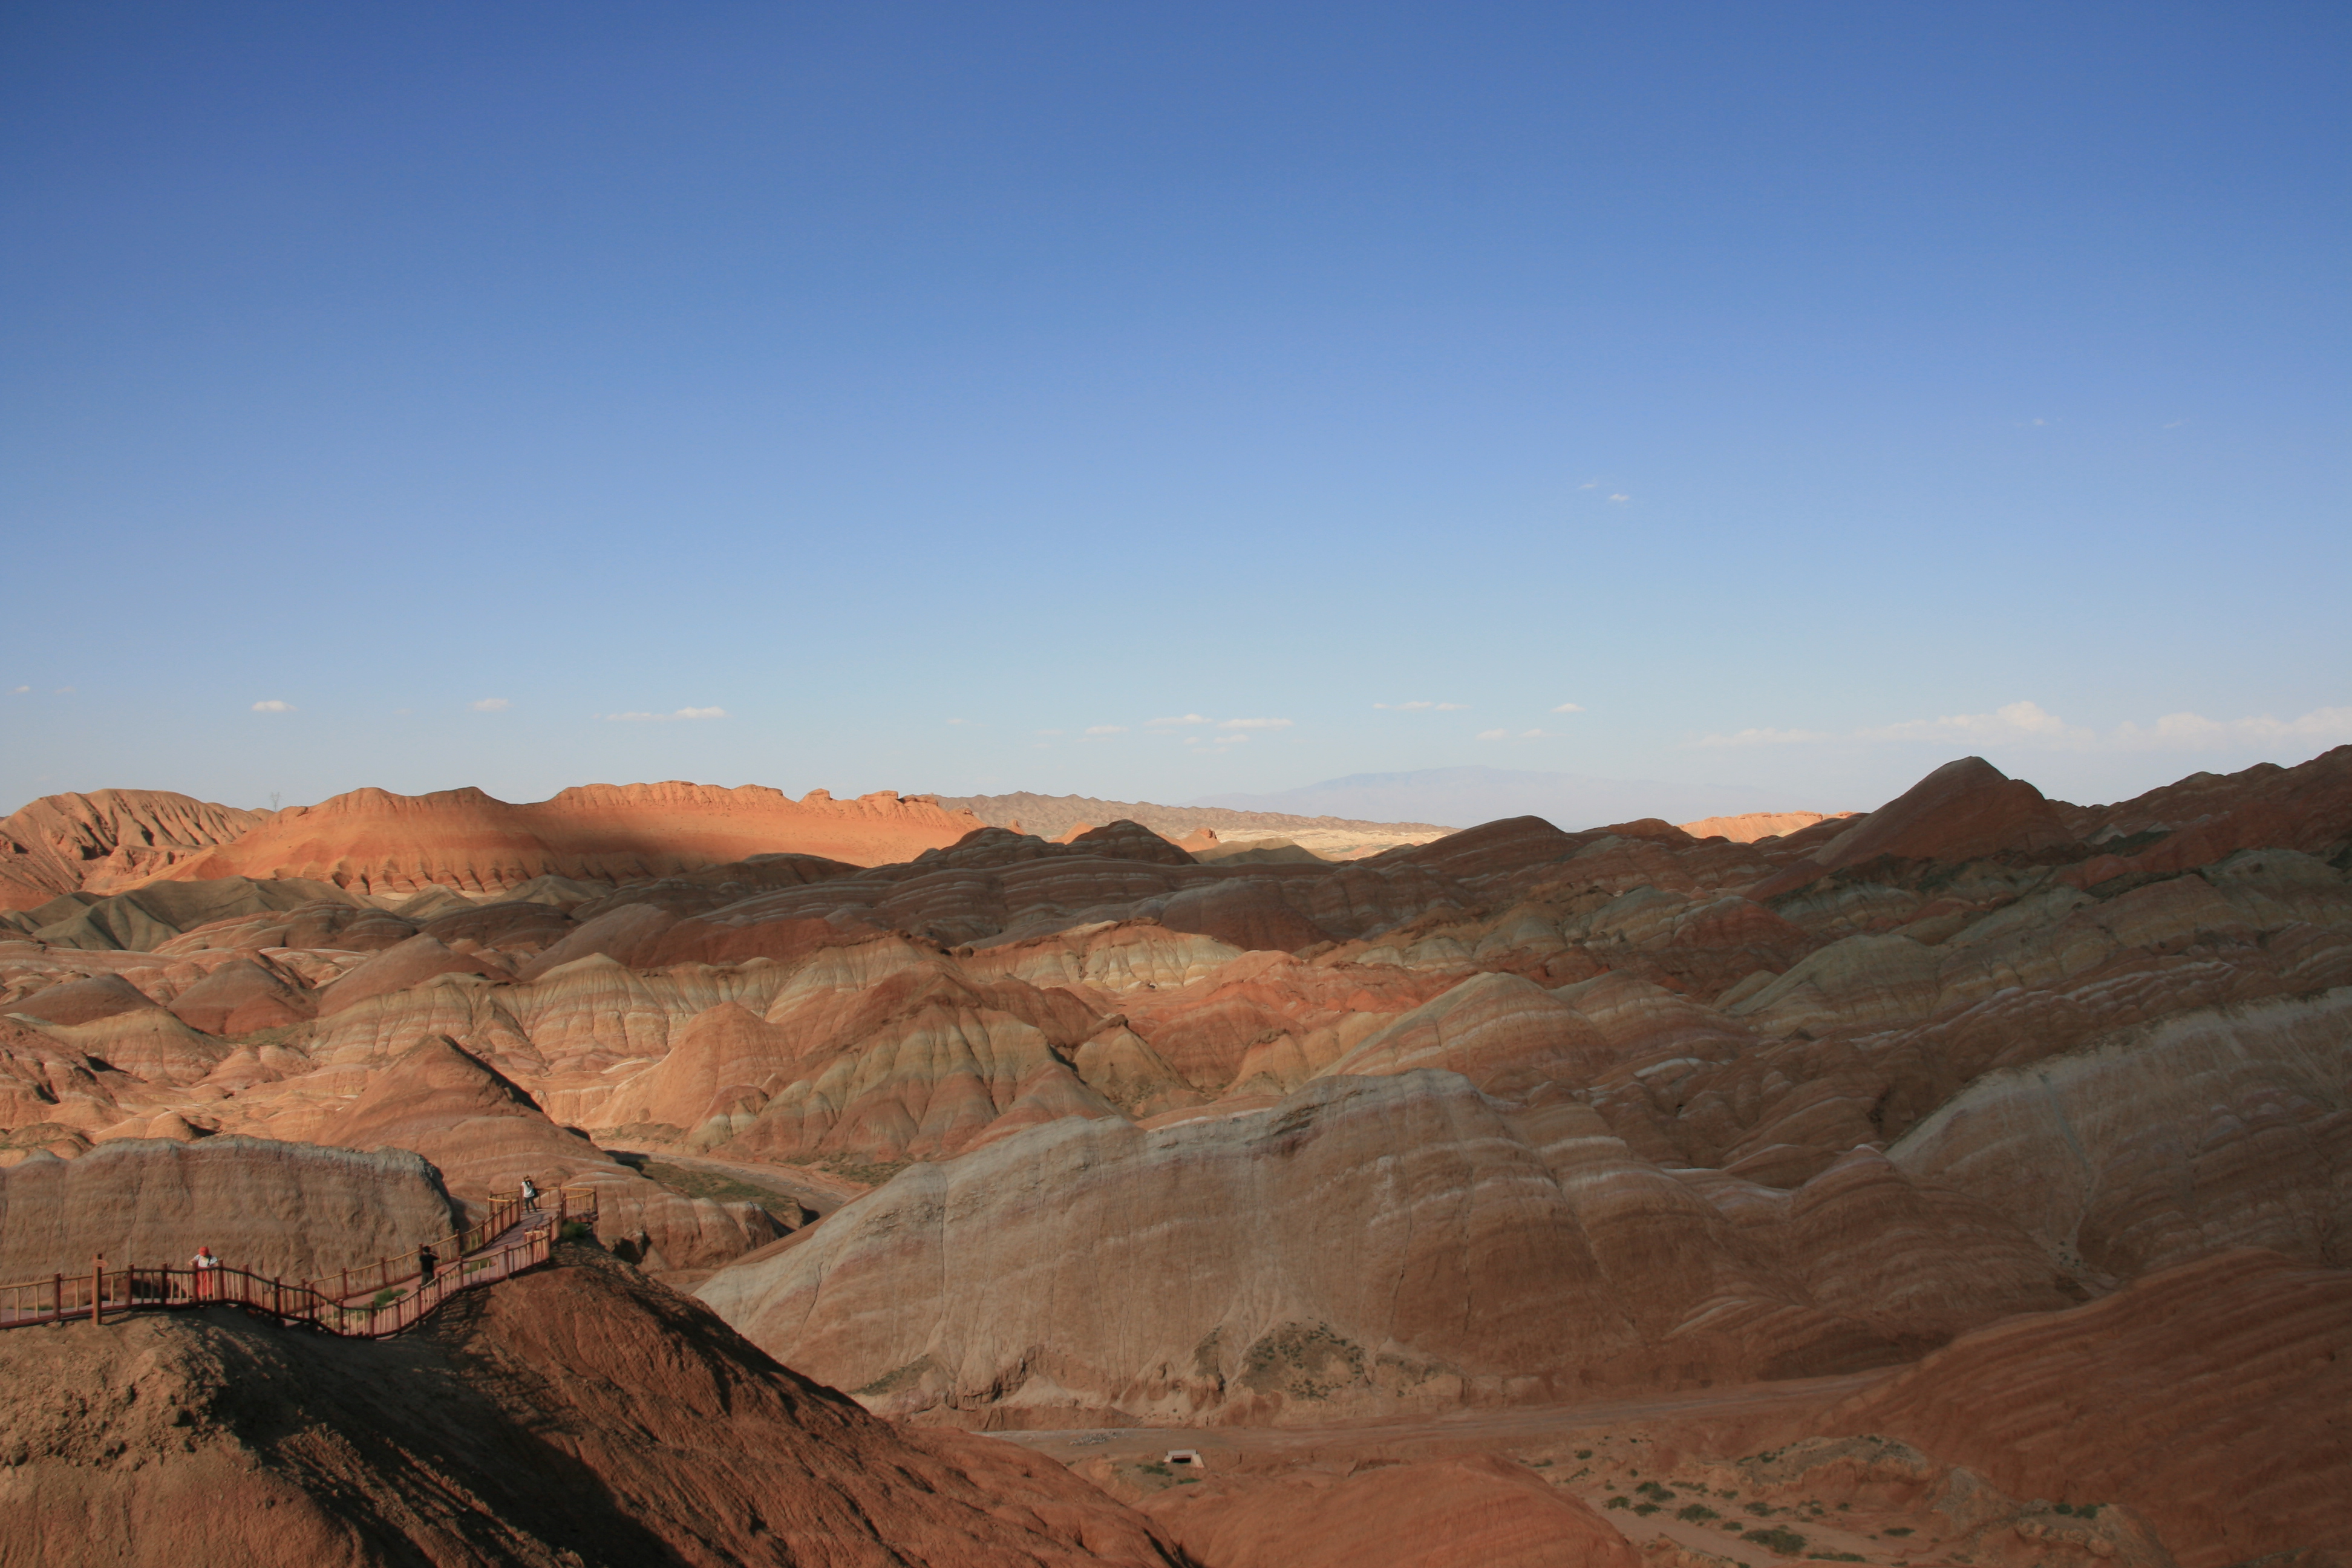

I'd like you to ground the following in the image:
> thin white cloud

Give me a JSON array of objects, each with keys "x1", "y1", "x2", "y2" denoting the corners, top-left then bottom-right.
[
  {"x1": 8, "y1": 685, "x2": 28, "y2": 694},
  {"x1": 1036, "y1": 728, "x2": 1065, "y2": 737},
  {"x1": 1219, "y1": 717, "x2": 1292, "y2": 730},
  {"x1": 1147, "y1": 713, "x2": 1210, "y2": 727},
  {"x1": 1085, "y1": 724, "x2": 1128, "y2": 735},
  {"x1": 1694, "y1": 700, "x2": 2352, "y2": 755},
  {"x1": 251, "y1": 699, "x2": 295, "y2": 713},
  {"x1": 1477, "y1": 728, "x2": 1509, "y2": 740},
  {"x1": 1607, "y1": 494, "x2": 1630, "y2": 503},
  {"x1": 946, "y1": 717, "x2": 973, "y2": 726},
  {"x1": 470, "y1": 697, "x2": 511, "y2": 713},
  {"x1": 1858, "y1": 700, "x2": 2079, "y2": 746},
  {"x1": 1550, "y1": 702, "x2": 1585, "y2": 714},
  {"x1": 601, "y1": 707, "x2": 729, "y2": 722},
  {"x1": 1374, "y1": 701, "x2": 1469, "y2": 712},
  {"x1": 2163, "y1": 418, "x2": 2187, "y2": 429}
]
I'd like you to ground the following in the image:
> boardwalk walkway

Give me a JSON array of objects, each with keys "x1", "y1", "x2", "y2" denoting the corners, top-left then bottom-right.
[{"x1": 0, "y1": 1183, "x2": 599, "y2": 1338}]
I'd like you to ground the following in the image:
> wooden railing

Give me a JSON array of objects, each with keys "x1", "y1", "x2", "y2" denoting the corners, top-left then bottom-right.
[
  {"x1": 297, "y1": 1183, "x2": 600, "y2": 1304},
  {"x1": 0, "y1": 1182, "x2": 598, "y2": 1340}
]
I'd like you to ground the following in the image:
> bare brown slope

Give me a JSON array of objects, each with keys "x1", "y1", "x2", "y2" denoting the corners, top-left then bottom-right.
[
  {"x1": 1138, "y1": 1453, "x2": 1639, "y2": 1568},
  {"x1": 144, "y1": 781, "x2": 984, "y2": 894},
  {"x1": 0, "y1": 1244, "x2": 1180, "y2": 1568},
  {"x1": 1827, "y1": 1248, "x2": 2352, "y2": 1568},
  {"x1": 0, "y1": 789, "x2": 264, "y2": 910}
]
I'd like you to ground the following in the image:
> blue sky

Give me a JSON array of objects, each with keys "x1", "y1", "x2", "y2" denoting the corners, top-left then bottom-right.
[{"x1": 4, "y1": 2, "x2": 2345, "y2": 820}]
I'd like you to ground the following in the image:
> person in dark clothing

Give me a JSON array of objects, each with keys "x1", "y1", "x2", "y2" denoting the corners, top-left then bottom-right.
[{"x1": 417, "y1": 1244, "x2": 437, "y2": 1285}]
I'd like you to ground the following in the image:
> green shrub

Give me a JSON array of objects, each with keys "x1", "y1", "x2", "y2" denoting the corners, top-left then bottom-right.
[
  {"x1": 1636, "y1": 1481, "x2": 1674, "y2": 1500},
  {"x1": 1575, "y1": 1449, "x2": 1593, "y2": 1460},
  {"x1": 1605, "y1": 1497, "x2": 1630, "y2": 1511},
  {"x1": 1632, "y1": 1503, "x2": 1661, "y2": 1517},
  {"x1": 1884, "y1": 1527, "x2": 1913, "y2": 1537},
  {"x1": 1743, "y1": 1527, "x2": 1808, "y2": 1555},
  {"x1": 1678, "y1": 1504, "x2": 1720, "y2": 1523}
]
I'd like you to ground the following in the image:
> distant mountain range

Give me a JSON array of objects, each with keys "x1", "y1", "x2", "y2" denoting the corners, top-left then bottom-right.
[
  {"x1": 1191, "y1": 766, "x2": 1802, "y2": 834},
  {"x1": 930, "y1": 791, "x2": 1450, "y2": 842}
]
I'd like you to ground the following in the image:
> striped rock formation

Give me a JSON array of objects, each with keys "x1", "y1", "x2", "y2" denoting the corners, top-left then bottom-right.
[{"x1": 0, "y1": 746, "x2": 2341, "y2": 1481}]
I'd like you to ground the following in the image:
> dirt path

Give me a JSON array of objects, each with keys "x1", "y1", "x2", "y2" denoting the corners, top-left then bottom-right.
[
  {"x1": 990, "y1": 1372, "x2": 1940, "y2": 1564},
  {"x1": 598, "y1": 1145, "x2": 863, "y2": 1217}
]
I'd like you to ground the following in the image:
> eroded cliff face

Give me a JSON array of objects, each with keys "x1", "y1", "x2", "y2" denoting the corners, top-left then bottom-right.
[
  {"x1": 0, "y1": 1135, "x2": 456, "y2": 1281},
  {"x1": 0, "y1": 750, "x2": 2344, "y2": 1446}
]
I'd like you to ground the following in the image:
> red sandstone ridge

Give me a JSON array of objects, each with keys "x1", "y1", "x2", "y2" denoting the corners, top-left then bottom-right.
[
  {"x1": 140, "y1": 780, "x2": 982, "y2": 895},
  {"x1": 0, "y1": 789, "x2": 264, "y2": 910}
]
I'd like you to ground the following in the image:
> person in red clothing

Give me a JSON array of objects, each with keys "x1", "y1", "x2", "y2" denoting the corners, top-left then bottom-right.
[{"x1": 190, "y1": 1246, "x2": 218, "y2": 1302}]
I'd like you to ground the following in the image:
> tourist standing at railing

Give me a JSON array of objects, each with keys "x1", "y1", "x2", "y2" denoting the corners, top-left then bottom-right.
[
  {"x1": 191, "y1": 1246, "x2": 218, "y2": 1302},
  {"x1": 417, "y1": 1243, "x2": 437, "y2": 1287},
  {"x1": 520, "y1": 1175, "x2": 539, "y2": 1213}
]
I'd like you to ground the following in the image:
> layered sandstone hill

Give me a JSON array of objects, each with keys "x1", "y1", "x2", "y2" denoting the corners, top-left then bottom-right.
[
  {"x1": 0, "y1": 748, "x2": 2345, "y2": 1446},
  {"x1": 0, "y1": 789, "x2": 265, "y2": 910},
  {"x1": 697, "y1": 1069, "x2": 2073, "y2": 1422},
  {"x1": 0, "y1": 1244, "x2": 1182, "y2": 1567}
]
